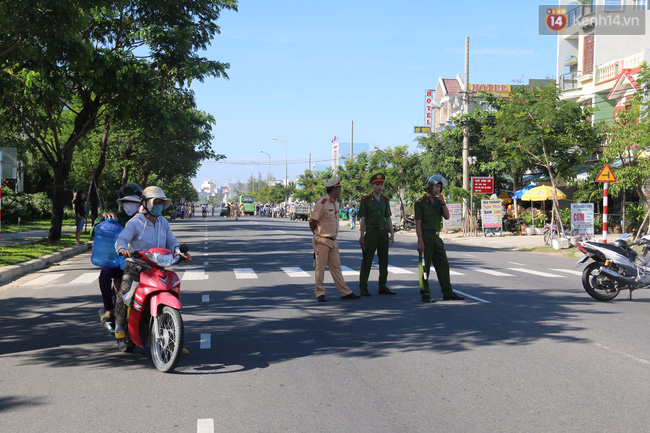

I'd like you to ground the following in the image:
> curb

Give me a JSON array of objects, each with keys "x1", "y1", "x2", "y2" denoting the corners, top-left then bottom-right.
[{"x1": 0, "y1": 242, "x2": 93, "y2": 285}]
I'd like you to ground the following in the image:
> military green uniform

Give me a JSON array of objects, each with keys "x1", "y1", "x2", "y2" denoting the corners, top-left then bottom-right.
[
  {"x1": 358, "y1": 193, "x2": 391, "y2": 292},
  {"x1": 414, "y1": 195, "x2": 453, "y2": 297}
]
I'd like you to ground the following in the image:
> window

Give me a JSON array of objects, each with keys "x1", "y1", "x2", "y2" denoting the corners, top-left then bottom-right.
[
  {"x1": 633, "y1": 0, "x2": 647, "y2": 10},
  {"x1": 604, "y1": 0, "x2": 623, "y2": 11},
  {"x1": 567, "y1": 2, "x2": 580, "y2": 26}
]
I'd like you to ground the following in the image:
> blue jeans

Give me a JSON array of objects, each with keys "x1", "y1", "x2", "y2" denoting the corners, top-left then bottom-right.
[{"x1": 75, "y1": 216, "x2": 85, "y2": 232}]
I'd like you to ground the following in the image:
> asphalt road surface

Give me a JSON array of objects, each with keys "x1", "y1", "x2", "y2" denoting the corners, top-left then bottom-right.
[{"x1": 2, "y1": 215, "x2": 650, "y2": 432}]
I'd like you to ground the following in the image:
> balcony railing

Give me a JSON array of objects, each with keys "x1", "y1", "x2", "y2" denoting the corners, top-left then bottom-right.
[
  {"x1": 597, "y1": 51, "x2": 647, "y2": 82},
  {"x1": 559, "y1": 73, "x2": 579, "y2": 90}
]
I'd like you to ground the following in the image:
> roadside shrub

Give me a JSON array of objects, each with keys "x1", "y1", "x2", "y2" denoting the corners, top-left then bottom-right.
[
  {"x1": 1, "y1": 188, "x2": 53, "y2": 223},
  {"x1": 625, "y1": 204, "x2": 647, "y2": 234}
]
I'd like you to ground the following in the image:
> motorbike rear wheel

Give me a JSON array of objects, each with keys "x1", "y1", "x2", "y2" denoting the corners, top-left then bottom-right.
[
  {"x1": 582, "y1": 262, "x2": 620, "y2": 301},
  {"x1": 151, "y1": 306, "x2": 184, "y2": 373}
]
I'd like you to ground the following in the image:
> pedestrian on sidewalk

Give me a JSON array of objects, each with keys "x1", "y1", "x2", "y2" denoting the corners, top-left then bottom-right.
[
  {"x1": 309, "y1": 176, "x2": 360, "y2": 302},
  {"x1": 415, "y1": 174, "x2": 464, "y2": 303},
  {"x1": 73, "y1": 190, "x2": 87, "y2": 245},
  {"x1": 358, "y1": 173, "x2": 395, "y2": 296}
]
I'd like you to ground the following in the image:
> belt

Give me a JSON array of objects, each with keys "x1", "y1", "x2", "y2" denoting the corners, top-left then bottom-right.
[
  {"x1": 423, "y1": 229, "x2": 438, "y2": 235},
  {"x1": 319, "y1": 236, "x2": 336, "y2": 241}
]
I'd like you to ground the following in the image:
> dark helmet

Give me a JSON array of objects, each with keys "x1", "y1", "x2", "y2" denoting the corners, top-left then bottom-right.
[
  {"x1": 424, "y1": 174, "x2": 448, "y2": 193},
  {"x1": 116, "y1": 182, "x2": 143, "y2": 205}
]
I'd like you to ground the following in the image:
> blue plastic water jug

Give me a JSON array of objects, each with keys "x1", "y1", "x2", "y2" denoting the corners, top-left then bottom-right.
[{"x1": 91, "y1": 218, "x2": 123, "y2": 268}]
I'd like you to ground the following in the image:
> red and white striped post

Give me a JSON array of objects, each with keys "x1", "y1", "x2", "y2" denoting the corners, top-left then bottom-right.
[{"x1": 602, "y1": 181, "x2": 608, "y2": 244}]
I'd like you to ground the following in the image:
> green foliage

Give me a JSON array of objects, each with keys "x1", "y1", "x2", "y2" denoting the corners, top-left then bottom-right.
[
  {"x1": 1, "y1": 187, "x2": 52, "y2": 223},
  {"x1": 625, "y1": 203, "x2": 647, "y2": 234},
  {"x1": 559, "y1": 207, "x2": 571, "y2": 227}
]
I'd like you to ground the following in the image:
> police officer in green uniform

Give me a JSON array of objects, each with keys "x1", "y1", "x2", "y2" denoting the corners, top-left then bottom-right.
[
  {"x1": 358, "y1": 173, "x2": 396, "y2": 296},
  {"x1": 415, "y1": 174, "x2": 464, "y2": 303}
]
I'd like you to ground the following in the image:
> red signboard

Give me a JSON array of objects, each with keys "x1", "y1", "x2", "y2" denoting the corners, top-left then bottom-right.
[{"x1": 471, "y1": 176, "x2": 494, "y2": 194}]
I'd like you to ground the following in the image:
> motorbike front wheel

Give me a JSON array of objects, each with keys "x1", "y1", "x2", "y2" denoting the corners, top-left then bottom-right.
[
  {"x1": 151, "y1": 306, "x2": 184, "y2": 373},
  {"x1": 582, "y1": 262, "x2": 620, "y2": 301}
]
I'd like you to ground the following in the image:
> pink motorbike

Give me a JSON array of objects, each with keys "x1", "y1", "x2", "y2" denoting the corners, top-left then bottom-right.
[{"x1": 99, "y1": 245, "x2": 188, "y2": 372}]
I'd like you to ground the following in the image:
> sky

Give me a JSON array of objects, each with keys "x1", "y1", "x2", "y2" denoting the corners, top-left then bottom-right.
[{"x1": 190, "y1": 0, "x2": 559, "y2": 191}]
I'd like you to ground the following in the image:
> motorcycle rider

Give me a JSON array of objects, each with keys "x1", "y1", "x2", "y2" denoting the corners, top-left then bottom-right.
[
  {"x1": 92, "y1": 183, "x2": 144, "y2": 324},
  {"x1": 114, "y1": 186, "x2": 192, "y2": 340},
  {"x1": 415, "y1": 174, "x2": 464, "y2": 303}
]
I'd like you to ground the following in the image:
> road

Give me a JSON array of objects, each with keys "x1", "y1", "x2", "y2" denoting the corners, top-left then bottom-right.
[{"x1": 2, "y1": 216, "x2": 650, "y2": 432}]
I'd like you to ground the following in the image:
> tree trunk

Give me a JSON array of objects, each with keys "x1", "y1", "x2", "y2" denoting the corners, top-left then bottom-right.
[
  {"x1": 48, "y1": 156, "x2": 73, "y2": 245},
  {"x1": 89, "y1": 122, "x2": 111, "y2": 221}
]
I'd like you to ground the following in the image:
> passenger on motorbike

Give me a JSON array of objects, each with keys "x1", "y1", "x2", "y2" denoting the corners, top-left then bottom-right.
[
  {"x1": 114, "y1": 186, "x2": 192, "y2": 339},
  {"x1": 91, "y1": 182, "x2": 143, "y2": 324}
]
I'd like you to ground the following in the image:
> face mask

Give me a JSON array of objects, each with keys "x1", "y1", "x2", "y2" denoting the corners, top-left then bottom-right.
[
  {"x1": 123, "y1": 202, "x2": 140, "y2": 217},
  {"x1": 149, "y1": 204, "x2": 164, "y2": 217}
]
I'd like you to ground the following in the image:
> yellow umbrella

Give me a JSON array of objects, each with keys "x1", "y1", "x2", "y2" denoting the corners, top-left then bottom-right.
[{"x1": 520, "y1": 185, "x2": 567, "y2": 201}]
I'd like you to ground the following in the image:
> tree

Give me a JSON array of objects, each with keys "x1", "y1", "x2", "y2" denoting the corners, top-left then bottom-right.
[
  {"x1": 0, "y1": 0, "x2": 238, "y2": 243},
  {"x1": 482, "y1": 85, "x2": 604, "y2": 235}
]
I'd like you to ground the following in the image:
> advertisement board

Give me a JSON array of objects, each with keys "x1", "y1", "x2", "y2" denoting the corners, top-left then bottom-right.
[
  {"x1": 571, "y1": 203, "x2": 594, "y2": 237},
  {"x1": 481, "y1": 199, "x2": 503, "y2": 230},
  {"x1": 443, "y1": 203, "x2": 462, "y2": 231},
  {"x1": 472, "y1": 177, "x2": 494, "y2": 194}
]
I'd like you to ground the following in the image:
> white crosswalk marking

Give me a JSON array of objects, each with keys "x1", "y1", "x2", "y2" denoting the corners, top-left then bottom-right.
[
  {"x1": 507, "y1": 268, "x2": 564, "y2": 278},
  {"x1": 282, "y1": 267, "x2": 311, "y2": 277},
  {"x1": 69, "y1": 272, "x2": 99, "y2": 284},
  {"x1": 200, "y1": 333, "x2": 211, "y2": 349},
  {"x1": 24, "y1": 274, "x2": 65, "y2": 286},
  {"x1": 387, "y1": 265, "x2": 413, "y2": 274},
  {"x1": 197, "y1": 418, "x2": 214, "y2": 433},
  {"x1": 182, "y1": 269, "x2": 208, "y2": 280},
  {"x1": 234, "y1": 268, "x2": 258, "y2": 279},
  {"x1": 462, "y1": 266, "x2": 514, "y2": 276},
  {"x1": 340, "y1": 265, "x2": 360, "y2": 276},
  {"x1": 550, "y1": 268, "x2": 583, "y2": 276}
]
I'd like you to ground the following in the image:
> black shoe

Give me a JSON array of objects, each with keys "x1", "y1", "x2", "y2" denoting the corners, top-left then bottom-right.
[
  {"x1": 378, "y1": 288, "x2": 396, "y2": 295},
  {"x1": 443, "y1": 293, "x2": 465, "y2": 301},
  {"x1": 341, "y1": 293, "x2": 361, "y2": 300},
  {"x1": 317, "y1": 295, "x2": 327, "y2": 302},
  {"x1": 360, "y1": 289, "x2": 371, "y2": 297},
  {"x1": 422, "y1": 295, "x2": 436, "y2": 303}
]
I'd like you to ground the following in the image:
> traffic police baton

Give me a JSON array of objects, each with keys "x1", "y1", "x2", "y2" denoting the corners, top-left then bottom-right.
[{"x1": 419, "y1": 251, "x2": 429, "y2": 281}]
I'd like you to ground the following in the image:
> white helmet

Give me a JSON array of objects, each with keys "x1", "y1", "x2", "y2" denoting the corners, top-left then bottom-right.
[{"x1": 141, "y1": 186, "x2": 171, "y2": 212}]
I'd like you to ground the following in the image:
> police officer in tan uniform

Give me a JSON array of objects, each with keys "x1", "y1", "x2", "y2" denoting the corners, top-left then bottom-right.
[{"x1": 309, "y1": 177, "x2": 361, "y2": 302}]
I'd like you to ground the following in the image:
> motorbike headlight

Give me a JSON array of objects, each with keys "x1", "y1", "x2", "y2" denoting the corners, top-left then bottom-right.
[{"x1": 144, "y1": 251, "x2": 175, "y2": 267}]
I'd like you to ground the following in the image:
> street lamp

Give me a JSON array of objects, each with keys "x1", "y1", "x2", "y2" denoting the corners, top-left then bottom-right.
[
  {"x1": 259, "y1": 150, "x2": 272, "y2": 180},
  {"x1": 272, "y1": 137, "x2": 288, "y2": 204}
]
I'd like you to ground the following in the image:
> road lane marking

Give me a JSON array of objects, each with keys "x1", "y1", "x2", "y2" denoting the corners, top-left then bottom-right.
[
  {"x1": 69, "y1": 272, "x2": 98, "y2": 284},
  {"x1": 282, "y1": 267, "x2": 311, "y2": 277},
  {"x1": 234, "y1": 268, "x2": 258, "y2": 279},
  {"x1": 454, "y1": 290, "x2": 491, "y2": 304},
  {"x1": 462, "y1": 267, "x2": 514, "y2": 276},
  {"x1": 202, "y1": 295, "x2": 210, "y2": 302},
  {"x1": 24, "y1": 274, "x2": 65, "y2": 286},
  {"x1": 183, "y1": 269, "x2": 208, "y2": 280},
  {"x1": 594, "y1": 342, "x2": 650, "y2": 365},
  {"x1": 550, "y1": 268, "x2": 583, "y2": 276},
  {"x1": 197, "y1": 418, "x2": 214, "y2": 433},
  {"x1": 200, "y1": 334, "x2": 211, "y2": 349},
  {"x1": 509, "y1": 262, "x2": 525, "y2": 266},
  {"x1": 387, "y1": 265, "x2": 414, "y2": 274},
  {"x1": 340, "y1": 265, "x2": 360, "y2": 276},
  {"x1": 506, "y1": 268, "x2": 564, "y2": 278}
]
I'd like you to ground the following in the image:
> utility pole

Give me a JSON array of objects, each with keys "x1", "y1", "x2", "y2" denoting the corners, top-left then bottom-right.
[{"x1": 462, "y1": 37, "x2": 471, "y2": 235}]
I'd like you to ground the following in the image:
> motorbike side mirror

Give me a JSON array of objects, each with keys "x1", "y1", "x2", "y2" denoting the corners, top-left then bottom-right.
[{"x1": 179, "y1": 244, "x2": 189, "y2": 254}]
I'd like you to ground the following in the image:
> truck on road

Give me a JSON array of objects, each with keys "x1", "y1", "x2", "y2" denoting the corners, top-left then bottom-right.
[{"x1": 289, "y1": 202, "x2": 310, "y2": 221}]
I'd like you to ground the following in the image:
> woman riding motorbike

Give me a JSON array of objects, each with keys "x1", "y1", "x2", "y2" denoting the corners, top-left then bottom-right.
[
  {"x1": 114, "y1": 186, "x2": 192, "y2": 339},
  {"x1": 91, "y1": 183, "x2": 143, "y2": 324}
]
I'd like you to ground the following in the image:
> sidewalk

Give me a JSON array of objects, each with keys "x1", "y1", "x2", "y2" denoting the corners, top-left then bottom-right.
[{"x1": 0, "y1": 227, "x2": 91, "y2": 286}]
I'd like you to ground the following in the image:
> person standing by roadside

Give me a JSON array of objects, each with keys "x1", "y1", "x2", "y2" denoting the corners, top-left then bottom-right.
[
  {"x1": 358, "y1": 173, "x2": 396, "y2": 296},
  {"x1": 309, "y1": 177, "x2": 360, "y2": 302},
  {"x1": 349, "y1": 204, "x2": 357, "y2": 230},
  {"x1": 415, "y1": 174, "x2": 464, "y2": 303},
  {"x1": 73, "y1": 190, "x2": 87, "y2": 245}
]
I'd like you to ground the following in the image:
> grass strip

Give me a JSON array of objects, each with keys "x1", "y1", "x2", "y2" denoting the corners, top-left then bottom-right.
[{"x1": 0, "y1": 232, "x2": 91, "y2": 266}]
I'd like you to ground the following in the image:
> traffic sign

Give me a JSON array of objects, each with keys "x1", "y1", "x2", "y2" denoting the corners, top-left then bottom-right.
[
  {"x1": 595, "y1": 163, "x2": 617, "y2": 183},
  {"x1": 471, "y1": 176, "x2": 494, "y2": 194}
]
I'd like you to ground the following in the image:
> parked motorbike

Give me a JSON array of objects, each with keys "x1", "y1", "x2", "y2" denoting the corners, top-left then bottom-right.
[
  {"x1": 403, "y1": 216, "x2": 416, "y2": 231},
  {"x1": 98, "y1": 245, "x2": 189, "y2": 372},
  {"x1": 577, "y1": 234, "x2": 650, "y2": 301}
]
